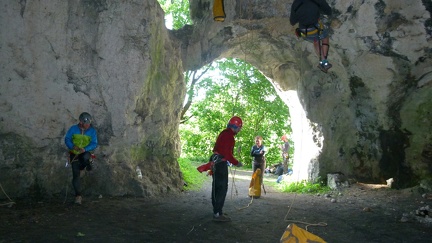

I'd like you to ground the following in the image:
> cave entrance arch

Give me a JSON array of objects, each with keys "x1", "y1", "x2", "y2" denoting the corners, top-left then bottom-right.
[{"x1": 181, "y1": 59, "x2": 323, "y2": 183}]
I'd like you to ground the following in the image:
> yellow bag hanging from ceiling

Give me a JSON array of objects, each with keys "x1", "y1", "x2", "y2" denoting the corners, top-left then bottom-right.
[
  {"x1": 280, "y1": 224, "x2": 326, "y2": 243},
  {"x1": 213, "y1": 0, "x2": 225, "y2": 22}
]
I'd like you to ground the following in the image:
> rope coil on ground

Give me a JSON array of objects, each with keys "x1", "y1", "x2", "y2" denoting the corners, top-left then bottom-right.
[
  {"x1": 283, "y1": 193, "x2": 327, "y2": 230},
  {"x1": 236, "y1": 196, "x2": 253, "y2": 211}
]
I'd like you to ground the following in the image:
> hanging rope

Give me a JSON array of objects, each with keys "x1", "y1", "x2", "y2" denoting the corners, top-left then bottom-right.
[
  {"x1": 281, "y1": 41, "x2": 328, "y2": 231},
  {"x1": 283, "y1": 191, "x2": 327, "y2": 230},
  {"x1": 0, "y1": 183, "x2": 15, "y2": 207},
  {"x1": 238, "y1": 0, "x2": 255, "y2": 66},
  {"x1": 63, "y1": 153, "x2": 78, "y2": 204},
  {"x1": 229, "y1": 165, "x2": 238, "y2": 199}
]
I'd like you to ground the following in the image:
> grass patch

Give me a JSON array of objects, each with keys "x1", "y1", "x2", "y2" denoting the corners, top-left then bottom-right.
[
  {"x1": 178, "y1": 157, "x2": 208, "y2": 191},
  {"x1": 277, "y1": 179, "x2": 330, "y2": 194}
]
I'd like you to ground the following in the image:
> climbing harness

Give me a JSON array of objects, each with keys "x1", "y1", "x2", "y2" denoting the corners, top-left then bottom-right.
[
  {"x1": 295, "y1": 18, "x2": 331, "y2": 73},
  {"x1": 295, "y1": 20, "x2": 324, "y2": 38}
]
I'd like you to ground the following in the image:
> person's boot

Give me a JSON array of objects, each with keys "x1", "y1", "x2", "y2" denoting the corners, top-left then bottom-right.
[
  {"x1": 74, "y1": 195, "x2": 82, "y2": 205},
  {"x1": 86, "y1": 162, "x2": 93, "y2": 171},
  {"x1": 318, "y1": 59, "x2": 332, "y2": 73},
  {"x1": 213, "y1": 213, "x2": 231, "y2": 222}
]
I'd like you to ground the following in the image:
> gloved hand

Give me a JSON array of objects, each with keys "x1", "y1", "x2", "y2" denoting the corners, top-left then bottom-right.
[
  {"x1": 236, "y1": 162, "x2": 243, "y2": 167},
  {"x1": 197, "y1": 162, "x2": 213, "y2": 173},
  {"x1": 73, "y1": 146, "x2": 85, "y2": 154},
  {"x1": 295, "y1": 28, "x2": 301, "y2": 38}
]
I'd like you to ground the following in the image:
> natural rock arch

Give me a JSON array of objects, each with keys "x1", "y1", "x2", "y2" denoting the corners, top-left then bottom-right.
[{"x1": 176, "y1": 0, "x2": 432, "y2": 187}]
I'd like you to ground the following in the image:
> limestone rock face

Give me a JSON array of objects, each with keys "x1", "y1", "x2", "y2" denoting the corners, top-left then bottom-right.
[
  {"x1": 0, "y1": 0, "x2": 185, "y2": 199},
  {"x1": 0, "y1": 0, "x2": 431, "y2": 199},
  {"x1": 180, "y1": 0, "x2": 432, "y2": 188}
]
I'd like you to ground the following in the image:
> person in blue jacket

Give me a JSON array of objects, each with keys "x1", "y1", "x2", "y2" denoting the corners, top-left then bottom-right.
[{"x1": 65, "y1": 112, "x2": 98, "y2": 205}]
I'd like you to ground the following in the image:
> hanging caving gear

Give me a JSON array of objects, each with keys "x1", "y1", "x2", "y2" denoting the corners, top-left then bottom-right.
[{"x1": 213, "y1": 0, "x2": 225, "y2": 22}]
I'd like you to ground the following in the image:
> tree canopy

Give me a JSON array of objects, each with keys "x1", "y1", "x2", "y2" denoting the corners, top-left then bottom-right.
[
  {"x1": 158, "y1": 0, "x2": 191, "y2": 29},
  {"x1": 180, "y1": 59, "x2": 292, "y2": 167}
]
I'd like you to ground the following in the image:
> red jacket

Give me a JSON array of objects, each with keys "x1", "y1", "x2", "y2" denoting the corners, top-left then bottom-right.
[{"x1": 213, "y1": 128, "x2": 239, "y2": 165}]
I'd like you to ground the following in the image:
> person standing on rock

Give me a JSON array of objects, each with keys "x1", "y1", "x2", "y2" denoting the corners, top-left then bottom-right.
[
  {"x1": 250, "y1": 136, "x2": 266, "y2": 184},
  {"x1": 290, "y1": 0, "x2": 333, "y2": 73},
  {"x1": 211, "y1": 116, "x2": 243, "y2": 222},
  {"x1": 64, "y1": 112, "x2": 98, "y2": 205}
]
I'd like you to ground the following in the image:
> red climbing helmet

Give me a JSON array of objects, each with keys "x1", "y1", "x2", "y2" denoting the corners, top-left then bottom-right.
[{"x1": 227, "y1": 116, "x2": 243, "y2": 129}]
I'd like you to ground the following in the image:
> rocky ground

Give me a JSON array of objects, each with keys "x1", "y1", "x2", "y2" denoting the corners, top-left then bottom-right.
[{"x1": 1, "y1": 169, "x2": 431, "y2": 243}]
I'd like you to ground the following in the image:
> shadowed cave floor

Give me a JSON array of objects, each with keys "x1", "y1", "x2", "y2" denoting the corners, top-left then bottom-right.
[{"x1": 1, "y1": 169, "x2": 431, "y2": 243}]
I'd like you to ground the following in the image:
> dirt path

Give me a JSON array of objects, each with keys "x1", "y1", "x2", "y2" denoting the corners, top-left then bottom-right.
[{"x1": 1, "y1": 169, "x2": 431, "y2": 242}]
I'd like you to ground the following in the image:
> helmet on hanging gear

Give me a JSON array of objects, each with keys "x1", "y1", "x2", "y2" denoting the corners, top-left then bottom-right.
[
  {"x1": 281, "y1": 134, "x2": 288, "y2": 141},
  {"x1": 227, "y1": 116, "x2": 243, "y2": 130},
  {"x1": 79, "y1": 112, "x2": 92, "y2": 124}
]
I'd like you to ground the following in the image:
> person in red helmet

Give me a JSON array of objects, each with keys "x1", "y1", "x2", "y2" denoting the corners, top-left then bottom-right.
[{"x1": 211, "y1": 116, "x2": 243, "y2": 222}]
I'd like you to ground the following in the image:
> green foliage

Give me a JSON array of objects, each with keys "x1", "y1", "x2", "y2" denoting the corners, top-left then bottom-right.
[
  {"x1": 157, "y1": 0, "x2": 191, "y2": 29},
  {"x1": 178, "y1": 157, "x2": 207, "y2": 191},
  {"x1": 278, "y1": 179, "x2": 330, "y2": 194},
  {"x1": 180, "y1": 58, "x2": 292, "y2": 167}
]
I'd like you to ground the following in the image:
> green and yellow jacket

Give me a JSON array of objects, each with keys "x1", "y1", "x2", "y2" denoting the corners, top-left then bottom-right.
[{"x1": 65, "y1": 124, "x2": 98, "y2": 154}]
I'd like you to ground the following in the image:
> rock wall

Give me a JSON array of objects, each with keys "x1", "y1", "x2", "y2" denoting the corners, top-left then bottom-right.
[
  {"x1": 181, "y1": 0, "x2": 432, "y2": 187},
  {"x1": 0, "y1": 0, "x2": 185, "y2": 199},
  {"x1": 1, "y1": 0, "x2": 431, "y2": 199}
]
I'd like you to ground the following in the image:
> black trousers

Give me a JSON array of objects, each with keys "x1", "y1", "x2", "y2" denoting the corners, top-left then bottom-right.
[
  {"x1": 211, "y1": 161, "x2": 228, "y2": 215},
  {"x1": 70, "y1": 152, "x2": 92, "y2": 196},
  {"x1": 253, "y1": 157, "x2": 266, "y2": 184}
]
